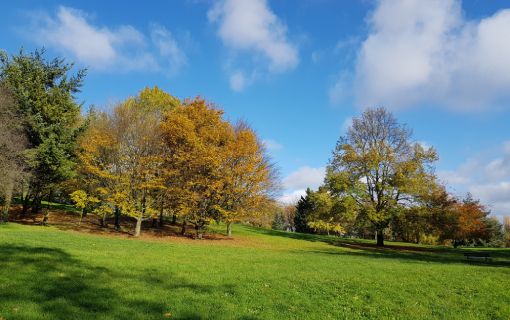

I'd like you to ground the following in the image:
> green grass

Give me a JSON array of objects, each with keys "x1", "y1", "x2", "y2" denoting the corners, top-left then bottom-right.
[
  {"x1": 1, "y1": 223, "x2": 509, "y2": 319},
  {"x1": 12, "y1": 198, "x2": 80, "y2": 214}
]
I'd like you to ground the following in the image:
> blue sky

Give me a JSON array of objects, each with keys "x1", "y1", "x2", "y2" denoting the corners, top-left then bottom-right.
[{"x1": 1, "y1": 0, "x2": 510, "y2": 219}]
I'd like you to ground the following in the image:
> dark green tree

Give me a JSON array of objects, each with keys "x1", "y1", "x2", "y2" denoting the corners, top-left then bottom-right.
[
  {"x1": 294, "y1": 188, "x2": 314, "y2": 233},
  {"x1": 0, "y1": 49, "x2": 86, "y2": 221}
]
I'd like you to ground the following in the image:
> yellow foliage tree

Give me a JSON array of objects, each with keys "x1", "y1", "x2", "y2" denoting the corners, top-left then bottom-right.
[
  {"x1": 217, "y1": 122, "x2": 278, "y2": 236},
  {"x1": 161, "y1": 97, "x2": 231, "y2": 239}
]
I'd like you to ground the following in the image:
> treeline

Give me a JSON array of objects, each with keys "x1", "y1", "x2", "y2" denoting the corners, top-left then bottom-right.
[
  {"x1": 273, "y1": 108, "x2": 510, "y2": 248},
  {"x1": 0, "y1": 49, "x2": 277, "y2": 238}
]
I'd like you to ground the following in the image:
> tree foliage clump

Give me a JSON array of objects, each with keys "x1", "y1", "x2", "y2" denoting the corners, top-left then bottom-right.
[
  {"x1": 289, "y1": 108, "x2": 506, "y2": 248},
  {"x1": 74, "y1": 91, "x2": 277, "y2": 238},
  {"x1": 0, "y1": 49, "x2": 85, "y2": 221},
  {"x1": 326, "y1": 108, "x2": 437, "y2": 245},
  {"x1": 0, "y1": 85, "x2": 27, "y2": 222}
]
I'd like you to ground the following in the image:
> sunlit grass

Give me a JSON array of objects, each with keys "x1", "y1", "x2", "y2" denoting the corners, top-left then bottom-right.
[{"x1": 0, "y1": 223, "x2": 509, "y2": 319}]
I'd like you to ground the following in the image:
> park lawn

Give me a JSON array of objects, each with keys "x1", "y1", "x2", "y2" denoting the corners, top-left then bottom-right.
[{"x1": 0, "y1": 223, "x2": 509, "y2": 320}]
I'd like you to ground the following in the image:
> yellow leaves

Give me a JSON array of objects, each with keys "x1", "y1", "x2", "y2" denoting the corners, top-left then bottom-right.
[
  {"x1": 70, "y1": 190, "x2": 101, "y2": 211},
  {"x1": 137, "y1": 86, "x2": 180, "y2": 112},
  {"x1": 69, "y1": 190, "x2": 87, "y2": 210},
  {"x1": 74, "y1": 89, "x2": 276, "y2": 235},
  {"x1": 307, "y1": 220, "x2": 345, "y2": 235}
]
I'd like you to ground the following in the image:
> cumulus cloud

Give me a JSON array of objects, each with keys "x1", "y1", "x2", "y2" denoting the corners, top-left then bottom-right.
[
  {"x1": 279, "y1": 189, "x2": 307, "y2": 204},
  {"x1": 208, "y1": 0, "x2": 298, "y2": 90},
  {"x1": 283, "y1": 166, "x2": 326, "y2": 190},
  {"x1": 332, "y1": 0, "x2": 510, "y2": 111},
  {"x1": 26, "y1": 6, "x2": 186, "y2": 74},
  {"x1": 278, "y1": 166, "x2": 325, "y2": 203},
  {"x1": 438, "y1": 141, "x2": 510, "y2": 219}
]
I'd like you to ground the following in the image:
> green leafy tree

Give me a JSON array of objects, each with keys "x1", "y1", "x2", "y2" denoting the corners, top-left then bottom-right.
[
  {"x1": 326, "y1": 108, "x2": 437, "y2": 246},
  {"x1": 0, "y1": 49, "x2": 85, "y2": 222}
]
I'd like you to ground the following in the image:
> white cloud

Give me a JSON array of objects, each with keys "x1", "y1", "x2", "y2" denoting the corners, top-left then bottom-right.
[
  {"x1": 229, "y1": 70, "x2": 247, "y2": 92},
  {"x1": 151, "y1": 24, "x2": 187, "y2": 75},
  {"x1": 439, "y1": 141, "x2": 510, "y2": 219},
  {"x1": 278, "y1": 166, "x2": 326, "y2": 204},
  {"x1": 283, "y1": 166, "x2": 325, "y2": 191},
  {"x1": 27, "y1": 6, "x2": 186, "y2": 74},
  {"x1": 339, "y1": 0, "x2": 510, "y2": 111},
  {"x1": 262, "y1": 139, "x2": 283, "y2": 151},
  {"x1": 208, "y1": 0, "x2": 298, "y2": 90},
  {"x1": 278, "y1": 189, "x2": 307, "y2": 204}
]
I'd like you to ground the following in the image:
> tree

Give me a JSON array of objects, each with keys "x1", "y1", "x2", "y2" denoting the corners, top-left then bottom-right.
[
  {"x1": 294, "y1": 189, "x2": 314, "y2": 233},
  {"x1": 161, "y1": 97, "x2": 231, "y2": 239},
  {"x1": 217, "y1": 122, "x2": 278, "y2": 236},
  {"x1": 449, "y1": 194, "x2": 490, "y2": 247},
  {"x1": 272, "y1": 210, "x2": 286, "y2": 231},
  {"x1": 0, "y1": 49, "x2": 85, "y2": 221},
  {"x1": 69, "y1": 190, "x2": 99, "y2": 225},
  {"x1": 75, "y1": 87, "x2": 177, "y2": 236},
  {"x1": 504, "y1": 215, "x2": 510, "y2": 247},
  {"x1": 272, "y1": 204, "x2": 296, "y2": 231},
  {"x1": 326, "y1": 108, "x2": 437, "y2": 246},
  {"x1": 0, "y1": 85, "x2": 27, "y2": 222}
]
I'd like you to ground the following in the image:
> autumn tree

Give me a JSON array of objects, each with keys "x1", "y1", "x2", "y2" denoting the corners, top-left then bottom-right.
[
  {"x1": 69, "y1": 190, "x2": 99, "y2": 225},
  {"x1": 217, "y1": 122, "x2": 278, "y2": 236},
  {"x1": 161, "y1": 97, "x2": 231, "y2": 239},
  {"x1": 326, "y1": 108, "x2": 437, "y2": 246},
  {"x1": 0, "y1": 49, "x2": 85, "y2": 221},
  {"x1": 75, "y1": 87, "x2": 177, "y2": 236},
  {"x1": 449, "y1": 194, "x2": 490, "y2": 247}
]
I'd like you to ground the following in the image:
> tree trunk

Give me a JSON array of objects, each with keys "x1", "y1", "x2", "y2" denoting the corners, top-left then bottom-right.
[
  {"x1": 114, "y1": 206, "x2": 121, "y2": 231},
  {"x1": 134, "y1": 216, "x2": 142, "y2": 237},
  {"x1": 196, "y1": 225, "x2": 203, "y2": 240},
  {"x1": 102, "y1": 214, "x2": 108, "y2": 228},
  {"x1": 172, "y1": 213, "x2": 177, "y2": 225},
  {"x1": 32, "y1": 193, "x2": 42, "y2": 214},
  {"x1": 79, "y1": 208, "x2": 85, "y2": 226},
  {"x1": 181, "y1": 220, "x2": 187, "y2": 235},
  {"x1": 41, "y1": 190, "x2": 53, "y2": 225},
  {"x1": 227, "y1": 222, "x2": 233, "y2": 237},
  {"x1": 1, "y1": 178, "x2": 14, "y2": 223},
  {"x1": 158, "y1": 207, "x2": 164, "y2": 228},
  {"x1": 21, "y1": 193, "x2": 31, "y2": 216},
  {"x1": 152, "y1": 218, "x2": 158, "y2": 228},
  {"x1": 376, "y1": 230, "x2": 384, "y2": 246}
]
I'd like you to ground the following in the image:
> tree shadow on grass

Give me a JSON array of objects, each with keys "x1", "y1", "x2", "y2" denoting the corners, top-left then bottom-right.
[
  {"x1": 302, "y1": 246, "x2": 510, "y2": 268},
  {"x1": 0, "y1": 244, "x2": 238, "y2": 319},
  {"x1": 243, "y1": 226, "x2": 510, "y2": 267},
  {"x1": 243, "y1": 226, "x2": 326, "y2": 242}
]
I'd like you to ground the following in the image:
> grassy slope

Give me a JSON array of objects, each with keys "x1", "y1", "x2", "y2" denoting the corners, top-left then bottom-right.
[{"x1": 0, "y1": 223, "x2": 509, "y2": 320}]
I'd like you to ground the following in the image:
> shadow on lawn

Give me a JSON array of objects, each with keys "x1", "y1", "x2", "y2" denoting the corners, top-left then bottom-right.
[
  {"x1": 0, "y1": 244, "x2": 240, "y2": 320},
  {"x1": 307, "y1": 247, "x2": 510, "y2": 268},
  {"x1": 244, "y1": 226, "x2": 510, "y2": 267}
]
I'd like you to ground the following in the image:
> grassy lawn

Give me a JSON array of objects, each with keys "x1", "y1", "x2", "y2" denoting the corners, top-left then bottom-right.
[{"x1": 0, "y1": 222, "x2": 509, "y2": 319}]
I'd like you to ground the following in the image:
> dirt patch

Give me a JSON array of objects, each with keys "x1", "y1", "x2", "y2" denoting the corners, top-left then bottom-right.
[{"x1": 7, "y1": 206, "x2": 244, "y2": 246}]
